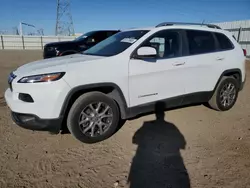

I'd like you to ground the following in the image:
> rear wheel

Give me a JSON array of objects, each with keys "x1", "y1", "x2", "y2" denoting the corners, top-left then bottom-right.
[
  {"x1": 208, "y1": 76, "x2": 239, "y2": 111},
  {"x1": 67, "y1": 92, "x2": 120, "y2": 143}
]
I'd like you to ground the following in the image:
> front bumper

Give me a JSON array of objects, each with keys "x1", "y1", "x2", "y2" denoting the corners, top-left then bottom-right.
[
  {"x1": 11, "y1": 112, "x2": 62, "y2": 134},
  {"x1": 43, "y1": 48, "x2": 57, "y2": 59},
  {"x1": 4, "y1": 78, "x2": 71, "y2": 119},
  {"x1": 239, "y1": 78, "x2": 246, "y2": 91}
]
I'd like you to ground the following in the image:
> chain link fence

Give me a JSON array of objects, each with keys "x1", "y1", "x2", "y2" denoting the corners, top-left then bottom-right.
[{"x1": 215, "y1": 20, "x2": 250, "y2": 58}]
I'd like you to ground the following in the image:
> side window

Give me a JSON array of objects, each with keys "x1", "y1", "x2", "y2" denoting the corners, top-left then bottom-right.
[
  {"x1": 186, "y1": 30, "x2": 216, "y2": 55},
  {"x1": 215, "y1": 33, "x2": 234, "y2": 50},
  {"x1": 149, "y1": 37, "x2": 165, "y2": 57},
  {"x1": 141, "y1": 30, "x2": 181, "y2": 58},
  {"x1": 91, "y1": 32, "x2": 107, "y2": 43},
  {"x1": 106, "y1": 31, "x2": 116, "y2": 37}
]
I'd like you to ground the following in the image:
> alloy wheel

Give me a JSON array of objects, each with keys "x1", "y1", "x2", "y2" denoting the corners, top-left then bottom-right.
[
  {"x1": 219, "y1": 82, "x2": 236, "y2": 107},
  {"x1": 78, "y1": 102, "x2": 113, "y2": 137}
]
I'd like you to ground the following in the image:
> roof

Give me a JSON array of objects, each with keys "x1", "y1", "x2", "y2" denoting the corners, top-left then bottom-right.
[
  {"x1": 124, "y1": 24, "x2": 228, "y2": 34},
  {"x1": 156, "y1": 22, "x2": 221, "y2": 29},
  {"x1": 123, "y1": 27, "x2": 155, "y2": 31}
]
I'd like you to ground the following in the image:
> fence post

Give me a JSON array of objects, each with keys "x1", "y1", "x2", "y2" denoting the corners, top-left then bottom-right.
[
  {"x1": 22, "y1": 35, "x2": 25, "y2": 49},
  {"x1": 1, "y1": 35, "x2": 4, "y2": 49},
  {"x1": 41, "y1": 36, "x2": 43, "y2": 50},
  {"x1": 237, "y1": 27, "x2": 242, "y2": 42}
]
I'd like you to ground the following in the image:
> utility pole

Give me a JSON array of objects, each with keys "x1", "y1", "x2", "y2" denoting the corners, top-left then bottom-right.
[
  {"x1": 55, "y1": 0, "x2": 75, "y2": 36},
  {"x1": 19, "y1": 22, "x2": 36, "y2": 36},
  {"x1": 20, "y1": 22, "x2": 23, "y2": 36}
]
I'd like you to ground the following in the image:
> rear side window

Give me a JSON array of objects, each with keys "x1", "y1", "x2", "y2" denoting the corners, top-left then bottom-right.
[
  {"x1": 186, "y1": 30, "x2": 216, "y2": 55},
  {"x1": 215, "y1": 33, "x2": 234, "y2": 50}
]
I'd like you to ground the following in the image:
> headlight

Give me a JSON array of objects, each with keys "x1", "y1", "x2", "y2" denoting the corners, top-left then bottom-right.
[{"x1": 18, "y1": 72, "x2": 65, "y2": 83}]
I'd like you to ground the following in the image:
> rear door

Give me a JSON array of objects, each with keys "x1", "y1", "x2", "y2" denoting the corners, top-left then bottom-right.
[
  {"x1": 213, "y1": 32, "x2": 236, "y2": 69},
  {"x1": 182, "y1": 30, "x2": 223, "y2": 94}
]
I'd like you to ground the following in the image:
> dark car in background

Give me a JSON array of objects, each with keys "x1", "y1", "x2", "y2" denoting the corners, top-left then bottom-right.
[{"x1": 43, "y1": 30, "x2": 120, "y2": 59}]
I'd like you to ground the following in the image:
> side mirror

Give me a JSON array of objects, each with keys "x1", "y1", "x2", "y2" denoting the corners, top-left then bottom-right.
[{"x1": 136, "y1": 46, "x2": 157, "y2": 58}]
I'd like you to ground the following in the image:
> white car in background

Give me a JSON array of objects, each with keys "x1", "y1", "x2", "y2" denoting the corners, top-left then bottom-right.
[{"x1": 5, "y1": 22, "x2": 246, "y2": 143}]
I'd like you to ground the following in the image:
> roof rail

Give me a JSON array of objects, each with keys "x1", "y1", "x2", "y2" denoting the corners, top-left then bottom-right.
[{"x1": 156, "y1": 22, "x2": 221, "y2": 29}]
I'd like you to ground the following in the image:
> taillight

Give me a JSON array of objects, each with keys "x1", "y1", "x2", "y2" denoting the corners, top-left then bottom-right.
[{"x1": 243, "y1": 49, "x2": 247, "y2": 56}]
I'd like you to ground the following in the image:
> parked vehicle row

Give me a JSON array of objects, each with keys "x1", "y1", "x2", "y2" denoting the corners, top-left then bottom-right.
[
  {"x1": 5, "y1": 22, "x2": 247, "y2": 143},
  {"x1": 43, "y1": 30, "x2": 120, "y2": 58}
]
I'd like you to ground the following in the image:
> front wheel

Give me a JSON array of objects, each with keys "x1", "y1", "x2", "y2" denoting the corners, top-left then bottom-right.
[
  {"x1": 67, "y1": 92, "x2": 120, "y2": 143},
  {"x1": 208, "y1": 76, "x2": 239, "y2": 111}
]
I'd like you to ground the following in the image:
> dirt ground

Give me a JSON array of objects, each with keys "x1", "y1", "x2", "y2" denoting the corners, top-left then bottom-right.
[{"x1": 0, "y1": 50, "x2": 250, "y2": 188}]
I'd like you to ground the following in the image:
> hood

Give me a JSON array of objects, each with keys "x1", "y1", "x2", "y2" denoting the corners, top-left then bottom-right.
[
  {"x1": 45, "y1": 40, "x2": 79, "y2": 48},
  {"x1": 14, "y1": 54, "x2": 105, "y2": 76}
]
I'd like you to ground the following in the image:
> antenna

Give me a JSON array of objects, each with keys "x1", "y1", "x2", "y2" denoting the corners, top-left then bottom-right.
[{"x1": 55, "y1": 0, "x2": 75, "y2": 36}]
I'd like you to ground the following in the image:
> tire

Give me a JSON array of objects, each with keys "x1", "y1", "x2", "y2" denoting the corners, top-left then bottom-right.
[
  {"x1": 208, "y1": 76, "x2": 239, "y2": 111},
  {"x1": 67, "y1": 92, "x2": 120, "y2": 143}
]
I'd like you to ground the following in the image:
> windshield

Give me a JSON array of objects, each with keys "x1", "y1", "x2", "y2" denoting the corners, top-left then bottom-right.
[
  {"x1": 74, "y1": 31, "x2": 97, "y2": 42},
  {"x1": 83, "y1": 30, "x2": 149, "y2": 56}
]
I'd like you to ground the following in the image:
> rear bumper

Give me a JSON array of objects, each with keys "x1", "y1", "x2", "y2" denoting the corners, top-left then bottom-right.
[{"x1": 11, "y1": 112, "x2": 62, "y2": 134}]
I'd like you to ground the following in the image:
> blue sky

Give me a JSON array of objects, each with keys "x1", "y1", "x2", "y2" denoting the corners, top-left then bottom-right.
[{"x1": 0, "y1": 0, "x2": 249, "y2": 35}]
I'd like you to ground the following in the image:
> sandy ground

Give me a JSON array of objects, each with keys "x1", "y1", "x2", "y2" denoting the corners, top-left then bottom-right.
[{"x1": 0, "y1": 50, "x2": 250, "y2": 188}]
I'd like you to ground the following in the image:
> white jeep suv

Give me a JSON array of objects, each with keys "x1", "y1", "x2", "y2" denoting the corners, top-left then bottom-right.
[{"x1": 5, "y1": 22, "x2": 246, "y2": 143}]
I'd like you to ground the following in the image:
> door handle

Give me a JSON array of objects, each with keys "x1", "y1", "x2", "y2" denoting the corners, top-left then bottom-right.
[
  {"x1": 216, "y1": 57, "x2": 224, "y2": 61},
  {"x1": 172, "y1": 62, "x2": 185, "y2": 66}
]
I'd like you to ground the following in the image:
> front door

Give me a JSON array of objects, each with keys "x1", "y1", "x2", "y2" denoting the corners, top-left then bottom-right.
[{"x1": 129, "y1": 30, "x2": 187, "y2": 107}]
